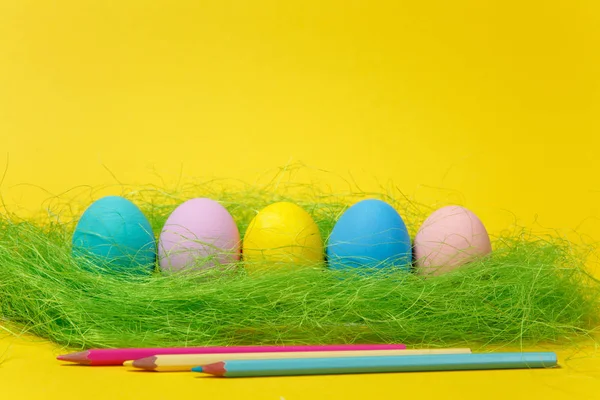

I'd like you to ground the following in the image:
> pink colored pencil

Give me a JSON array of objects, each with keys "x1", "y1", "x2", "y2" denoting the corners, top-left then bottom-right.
[{"x1": 56, "y1": 343, "x2": 407, "y2": 366}]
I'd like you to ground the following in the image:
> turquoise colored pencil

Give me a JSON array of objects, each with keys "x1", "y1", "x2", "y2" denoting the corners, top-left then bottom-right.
[{"x1": 191, "y1": 352, "x2": 558, "y2": 377}]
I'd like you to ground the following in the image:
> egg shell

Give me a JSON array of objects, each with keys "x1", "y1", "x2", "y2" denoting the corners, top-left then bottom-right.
[
  {"x1": 326, "y1": 199, "x2": 412, "y2": 271},
  {"x1": 242, "y1": 202, "x2": 323, "y2": 270},
  {"x1": 413, "y1": 205, "x2": 492, "y2": 276},
  {"x1": 158, "y1": 198, "x2": 241, "y2": 272},
  {"x1": 71, "y1": 196, "x2": 156, "y2": 273}
]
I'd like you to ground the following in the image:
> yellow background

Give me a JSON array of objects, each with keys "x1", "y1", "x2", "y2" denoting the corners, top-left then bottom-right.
[{"x1": 1, "y1": 0, "x2": 600, "y2": 398}]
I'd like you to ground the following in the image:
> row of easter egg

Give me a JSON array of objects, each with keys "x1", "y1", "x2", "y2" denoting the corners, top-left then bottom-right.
[{"x1": 71, "y1": 195, "x2": 492, "y2": 276}]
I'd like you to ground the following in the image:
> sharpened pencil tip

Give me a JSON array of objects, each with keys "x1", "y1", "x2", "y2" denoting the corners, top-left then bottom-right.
[
  {"x1": 123, "y1": 360, "x2": 134, "y2": 367},
  {"x1": 56, "y1": 351, "x2": 91, "y2": 364},
  {"x1": 131, "y1": 356, "x2": 158, "y2": 370},
  {"x1": 192, "y1": 366, "x2": 203, "y2": 373}
]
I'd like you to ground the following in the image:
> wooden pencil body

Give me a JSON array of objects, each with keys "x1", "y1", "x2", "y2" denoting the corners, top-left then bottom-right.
[{"x1": 131, "y1": 348, "x2": 472, "y2": 372}]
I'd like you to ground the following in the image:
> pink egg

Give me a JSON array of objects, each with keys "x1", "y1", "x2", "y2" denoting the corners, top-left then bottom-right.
[
  {"x1": 158, "y1": 198, "x2": 241, "y2": 272},
  {"x1": 413, "y1": 205, "x2": 492, "y2": 276}
]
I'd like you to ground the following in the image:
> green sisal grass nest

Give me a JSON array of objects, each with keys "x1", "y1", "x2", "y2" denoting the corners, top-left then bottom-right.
[{"x1": 1, "y1": 171, "x2": 599, "y2": 351}]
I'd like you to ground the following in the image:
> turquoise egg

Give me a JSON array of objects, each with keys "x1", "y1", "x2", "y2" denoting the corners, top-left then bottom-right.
[
  {"x1": 72, "y1": 196, "x2": 156, "y2": 274},
  {"x1": 326, "y1": 199, "x2": 412, "y2": 272}
]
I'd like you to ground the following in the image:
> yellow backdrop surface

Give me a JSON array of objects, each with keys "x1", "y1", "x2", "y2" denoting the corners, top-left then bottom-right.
[{"x1": 1, "y1": 1, "x2": 600, "y2": 398}]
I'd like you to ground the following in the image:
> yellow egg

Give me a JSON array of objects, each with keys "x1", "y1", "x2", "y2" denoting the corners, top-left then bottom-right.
[{"x1": 242, "y1": 202, "x2": 324, "y2": 270}]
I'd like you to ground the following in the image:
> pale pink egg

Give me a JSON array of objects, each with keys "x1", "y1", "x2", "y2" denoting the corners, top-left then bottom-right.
[
  {"x1": 158, "y1": 198, "x2": 241, "y2": 272},
  {"x1": 413, "y1": 205, "x2": 492, "y2": 276}
]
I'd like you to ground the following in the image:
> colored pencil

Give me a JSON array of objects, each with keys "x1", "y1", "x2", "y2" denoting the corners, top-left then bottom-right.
[
  {"x1": 191, "y1": 352, "x2": 557, "y2": 377},
  {"x1": 56, "y1": 343, "x2": 406, "y2": 366},
  {"x1": 130, "y1": 348, "x2": 472, "y2": 372}
]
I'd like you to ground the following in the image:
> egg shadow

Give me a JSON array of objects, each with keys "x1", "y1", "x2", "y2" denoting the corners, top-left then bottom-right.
[{"x1": 409, "y1": 242, "x2": 418, "y2": 274}]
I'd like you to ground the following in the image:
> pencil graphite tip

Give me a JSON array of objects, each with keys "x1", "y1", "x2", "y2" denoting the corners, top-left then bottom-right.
[
  {"x1": 192, "y1": 366, "x2": 203, "y2": 373},
  {"x1": 123, "y1": 360, "x2": 134, "y2": 367},
  {"x1": 131, "y1": 356, "x2": 158, "y2": 370},
  {"x1": 56, "y1": 351, "x2": 91, "y2": 364}
]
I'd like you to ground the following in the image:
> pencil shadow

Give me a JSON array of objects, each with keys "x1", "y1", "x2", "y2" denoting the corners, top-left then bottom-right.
[
  {"x1": 192, "y1": 366, "x2": 562, "y2": 379},
  {"x1": 59, "y1": 364, "x2": 123, "y2": 368},
  {"x1": 194, "y1": 374, "x2": 322, "y2": 380},
  {"x1": 125, "y1": 369, "x2": 198, "y2": 375},
  {"x1": 59, "y1": 364, "x2": 93, "y2": 368}
]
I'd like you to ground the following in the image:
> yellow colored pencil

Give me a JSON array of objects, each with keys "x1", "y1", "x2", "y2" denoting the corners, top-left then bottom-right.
[{"x1": 130, "y1": 348, "x2": 472, "y2": 372}]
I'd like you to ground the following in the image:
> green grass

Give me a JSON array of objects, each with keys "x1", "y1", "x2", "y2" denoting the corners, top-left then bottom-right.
[{"x1": 0, "y1": 174, "x2": 599, "y2": 350}]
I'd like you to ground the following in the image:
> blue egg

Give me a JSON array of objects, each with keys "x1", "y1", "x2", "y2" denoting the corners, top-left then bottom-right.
[
  {"x1": 326, "y1": 199, "x2": 412, "y2": 272},
  {"x1": 72, "y1": 196, "x2": 156, "y2": 274}
]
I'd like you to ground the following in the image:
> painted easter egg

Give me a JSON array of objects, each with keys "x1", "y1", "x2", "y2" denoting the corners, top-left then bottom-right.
[
  {"x1": 72, "y1": 196, "x2": 156, "y2": 273},
  {"x1": 158, "y1": 198, "x2": 241, "y2": 272},
  {"x1": 326, "y1": 199, "x2": 412, "y2": 272},
  {"x1": 413, "y1": 205, "x2": 492, "y2": 276},
  {"x1": 242, "y1": 202, "x2": 323, "y2": 270}
]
